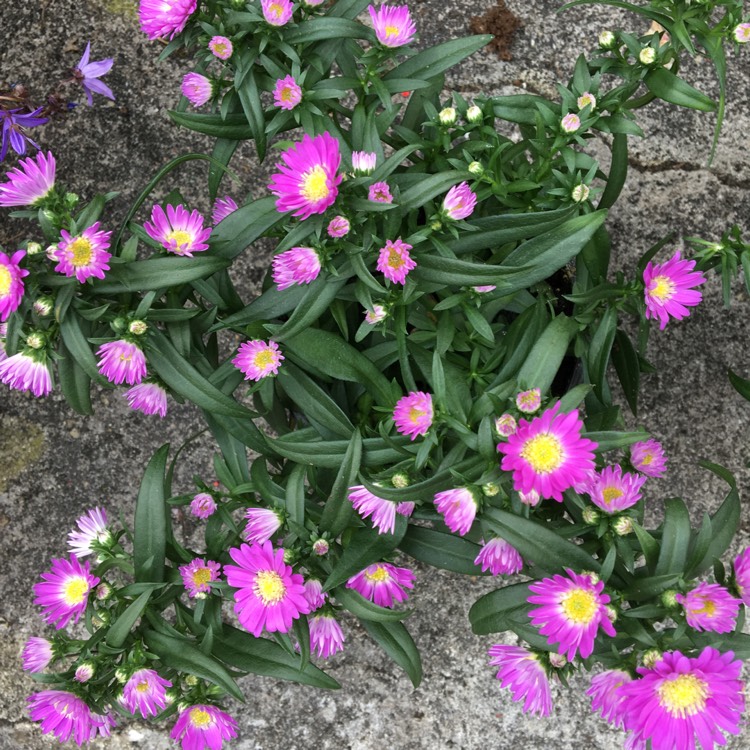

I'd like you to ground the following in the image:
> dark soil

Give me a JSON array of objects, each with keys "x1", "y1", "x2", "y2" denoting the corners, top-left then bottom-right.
[{"x1": 469, "y1": 0, "x2": 524, "y2": 61}]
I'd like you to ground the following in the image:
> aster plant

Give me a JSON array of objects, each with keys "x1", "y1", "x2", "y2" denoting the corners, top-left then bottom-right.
[{"x1": 7, "y1": 0, "x2": 750, "y2": 747}]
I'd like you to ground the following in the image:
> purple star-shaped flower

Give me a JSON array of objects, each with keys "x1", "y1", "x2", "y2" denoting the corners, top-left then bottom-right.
[
  {"x1": 0, "y1": 107, "x2": 48, "y2": 162},
  {"x1": 73, "y1": 42, "x2": 115, "y2": 106}
]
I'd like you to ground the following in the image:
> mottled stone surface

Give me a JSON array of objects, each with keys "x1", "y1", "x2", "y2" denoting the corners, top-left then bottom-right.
[{"x1": 2, "y1": 0, "x2": 749, "y2": 748}]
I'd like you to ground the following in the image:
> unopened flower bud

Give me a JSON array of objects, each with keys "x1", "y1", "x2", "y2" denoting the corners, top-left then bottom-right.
[
  {"x1": 184, "y1": 675, "x2": 199, "y2": 687},
  {"x1": 642, "y1": 648, "x2": 662, "y2": 668},
  {"x1": 662, "y1": 589, "x2": 679, "y2": 608},
  {"x1": 64, "y1": 192, "x2": 79, "y2": 208},
  {"x1": 164, "y1": 690, "x2": 178, "y2": 706},
  {"x1": 482, "y1": 482, "x2": 501, "y2": 497},
  {"x1": 112, "y1": 317, "x2": 127, "y2": 332},
  {"x1": 571, "y1": 184, "x2": 590, "y2": 203},
  {"x1": 516, "y1": 388, "x2": 541, "y2": 414},
  {"x1": 577, "y1": 92, "x2": 596, "y2": 111},
  {"x1": 115, "y1": 668, "x2": 129, "y2": 683},
  {"x1": 561, "y1": 113, "x2": 581, "y2": 134},
  {"x1": 582, "y1": 507, "x2": 600, "y2": 525},
  {"x1": 365, "y1": 304, "x2": 387, "y2": 324},
  {"x1": 548, "y1": 652, "x2": 567, "y2": 668},
  {"x1": 33, "y1": 297, "x2": 54, "y2": 317},
  {"x1": 392, "y1": 472, "x2": 410, "y2": 489},
  {"x1": 74, "y1": 662, "x2": 95, "y2": 683},
  {"x1": 429, "y1": 218, "x2": 443, "y2": 231},
  {"x1": 96, "y1": 582, "x2": 112, "y2": 600},
  {"x1": 613, "y1": 516, "x2": 633, "y2": 536},
  {"x1": 46, "y1": 244, "x2": 59, "y2": 261},
  {"x1": 582, "y1": 570, "x2": 600, "y2": 584},
  {"x1": 605, "y1": 605, "x2": 618, "y2": 623},
  {"x1": 495, "y1": 413, "x2": 517, "y2": 437},
  {"x1": 519, "y1": 489, "x2": 541, "y2": 507},
  {"x1": 639, "y1": 47, "x2": 656, "y2": 65},
  {"x1": 734, "y1": 23, "x2": 750, "y2": 44},
  {"x1": 26, "y1": 332, "x2": 45, "y2": 350},
  {"x1": 26, "y1": 241, "x2": 43, "y2": 255},
  {"x1": 128, "y1": 320, "x2": 148, "y2": 336},
  {"x1": 466, "y1": 105, "x2": 482, "y2": 123},
  {"x1": 312, "y1": 538, "x2": 329, "y2": 556},
  {"x1": 468, "y1": 161, "x2": 484, "y2": 176},
  {"x1": 599, "y1": 30, "x2": 616, "y2": 48},
  {"x1": 439, "y1": 107, "x2": 457, "y2": 126},
  {"x1": 283, "y1": 548, "x2": 298, "y2": 565}
]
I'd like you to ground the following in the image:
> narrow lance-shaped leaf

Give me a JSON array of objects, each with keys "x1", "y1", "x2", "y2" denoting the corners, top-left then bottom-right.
[{"x1": 134, "y1": 445, "x2": 170, "y2": 583}]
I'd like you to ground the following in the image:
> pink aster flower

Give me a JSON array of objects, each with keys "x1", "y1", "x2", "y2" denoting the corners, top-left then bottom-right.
[
  {"x1": 233, "y1": 339, "x2": 284, "y2": 381},
  {"x1": 139, "y1": 0, "x2": 197, "y2": 40},
  {"x1": 365, "y1": 304, "x2": 387, "y2": 324},
  {"x1": 212, "y1": 195, "x2": 238, "y2": 225},
  {"x1": 733, "y1": 547, "x2": 750, "y2": 606},
  {"x1": 528, "y1": 569, "x2": 616, "y2": 660},
  {"x1": 303, "y1": 578, "x2": 326, "y2": 610},
  {"x1": 73, "y1": 42, "x2": 115, "y2": 106},
  {"x1": 0, "y1": 150, "x2": 56, "y2": 207},
  {"x1": 352, "y1": 151, "x2": 376, "y2": 175},
  {"x1": 179, "y1": 558, "x2": 222, "y2": 599},
  {"x1": 327, "y1": 215, "x2": 350, "y2": 238},
  {"x1": 396, "y1": 501, "x2": 415, "y2": 517},
  {"x1": 28, "y1": 690, "x2": 115, "y2": 746},
  {"x1": 473, "y1": 284, "x2": 497, "y2": 293},
  {"x1": 495, "y1": 413, "x2": 517, "y2": 437},
  {"x1": 497, "y1": 403, "x2": 597, "y2": 502},
  {"x1": 619, "y1": 648, "x2": 745, "y2": 750},
  {"x1": 346, "y1": 562, "x2": 414, "y2": 608},
  {"x1": 0, "y1": 249, "x2": 29, "y2": 320},
  {"x1": 0, "y1": 350, "x2": 53, "y2": 397},
  {"x1": 97, "y1": 340, "x2": 147, "y2": 386},
  {"x1": 243, "y1": 507, "x2": 283, "y2": 544},
  {"x1": 54, "y1": 222, "x2": 112, "y2": 282},
  {"x1": 516, "y1": 388, "x2": 541, "y2": 413},
  {"x1": 22, "y1": 637, "x2": 53, "y2": 673},
  {"x1": 67, "y1": 507, "x2": 109, "y2": 559},
  {"x1": 474, "y1": 537, "x2": 523, "y2": 575},
  {"x1": 393, "y1": 390, "x2": 433, "y2": 440},
  {"x1": 368, "y1": 4, "x2": 417, "y2": 47},
  {"x1": 273, "y1": 75, "x2": 303, "y2": 110},
  {"x1": 33, "y1": 555, "x2": 99, "y2": 630},
  {"x1": 442, "y1": 181, "x2": 476, "y2": 220},
  {"x1": 488, "y1": 644, "x2": 553, "y2": 717},
  {"x1": 585, "y1": 464, "x2": 646, "y2": 513},
  {"x1": 675, "y1": 582, "x2": 740, "y2": 633},
  {"x1": 269, "y1": 132, "x2": 342, "y2": 219},
  {"x1": 368, "y1": 181, "x2": 393, "y2": 203},
  {"x1": 125, "y1": 381, "x2": 168, "y2": 418},
  {"x1": 272, "y1": 246, "x2": 321, "y2": 290},
  {"x1": 122, "y1": 668, "x2": 172, "y2": 718},
  {"x1": 310, "y1": 613, "x2": 345, "y2": 658},
  {"x1": 376, "y1": 238, "x2": 416, "y2": 284},
  {"x1": 735, "y1": 23, "x2": 750, "y2": 43},
  {"x1": 262, "y1": 0, "x2": 294, "y2": 24},
  {"x1": 643, "y1": 251, "x2": 705, "y2": 330},
  {"x1": 191, "y1": 492, "x2": 217, "y2": 518},
  {"x1": 561, "y1": 113, "x2": 581, "y2": 133},
  {"x1": 587, "y1": 669, "x2": 633, "y2": 728},
  {"x1": 225, "y1": 540, "x2": 310, "y2": 637},
  {"x1": 630, "y1": 438, "x2": 667, "y2": 478},
  {"x1": 182, "y1": 72, "x2": 213, "y2": 107},
  {"x1": 144, "y1": 203, "x2": 211, "y2": 256},
  {"x1": 171, "y1": 705, "x2": 238, "y2": 750},
  {"x1": 208, "y1": 35, "x2": 233, "y2": 60},
  {"x1": 433, "y1": 487, "x2": 477, "y2": 536},
  {"x1": 348, "y1": 485, "x2": 397, "y2": 535}
]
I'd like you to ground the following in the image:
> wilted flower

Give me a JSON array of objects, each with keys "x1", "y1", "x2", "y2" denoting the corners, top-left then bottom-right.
[
  {"x1": 21, "y1": 637, "x2": 53, "y2": 673},
  {"x1": 0, "y1": 350, "x2": 53, "y2": 397},
  {"x1": 643, "y1": 251, "x2": 705, "y2": 329},
  {"x1": 0, "y1": 150, "x2": 56, "y2": 207},
  {"x1": 348, "y1": 485, "x2": 398, "y2": 535},
  {"x1": 233, "y1": 339, "x2": 284, "y2": 381},
  {"x1": 212, "y1": 195, "x2": 238, "y2": 225},
  {"x1": 346, "y1": 562, "x2": 414, "y2": 607},
  {"x1": 272, "y1": 246, "x2": 321, "y2": 290},
  {"x1": 73, "y1": 42, "x2": 115, "y2": 106},
  {"x1": 144, "y1": 203, "x2": 211, "y2": 256},
  {"x1": 139, "y1": 0, "x2": 197, "y2": 40},
  {"x1": 191, "y1": 492, "x2": 216, "y2": 519},
  {"x1": 0, "y1": 249, "x2": 29, "y2": 321},
  {"x1": 365, "y1": 304, "x2": 388, "y2": 324},
  {"x1": 474, "y1": 537, "x2": 523, "y2": 575},
  {"x1": 376, "y1": 238, "x2": 415, "y2": 284},
  {"x1": 208, "y1": 35, "x2": 233, "y2": 59},
  {"x1": 442, "y1": 181, "x2": 476, "y2": 220},
  {"x1": 433, "y1": 487, "x2": 477, "y2": 536},
  {"x1": 310, "y1": 613, "x2": 345, "y2": 658},
  {"x1": 473, "y1": 284, "x2": 496, "y2": 293},
  {"x1": 261, "y1": 0, "x2": 294, "y2": 25},
  {"x1": 68, "y1": 507, "x2": 109, "y2": 558},
  {"x1": 368, "y1": 181, "x2": 393, "y2": 203},
  {"x1": 488, "y1": 645, "x2": 553, "y2": 716},
  {"x1": 352, "y1": 151, "x2": 376, "y2": 175},
  {"x1": 33, "y1": 555, "x2": 99, "y2": 629},
  {"x1": 587, "y1": 669, "x2": 633, "y2": 728},
  {"x1": 181, "y1": 72, "x2": 213, "y2": 107},
  {"x1": 561, "y1": 113, "x2": 580, "y2": 133},
  {"x1": 273, "y1": 75, "x2": 303, "y2": 110},
  {"x1": 0, "y1": 107, "x2": 48, "y2": 162},
  {"x1": 171, "y1": 705, "x2": 238, "y2": 750},
  {"x1": 179, "y1": 558, "x2": 221, "y2": 598},
  {"x1": 303, "y1": 578, "x2": 326, "y2": 610},
  {"x1": 125, "y1": 381, "x2": 168, "y2": 418},
  {"x1": 54, "y1": 222, "x2": 112, "y2": 282},
  {"x1": 396, "y1": 501, "x2": 415, "y2": 516},
  {"x1": 393, "y1": 390, "x2": 433, "y2": 440},
  {"x1": 675, "y1": 582, "x2": 741, "y2": 633},
  {"x1": 495, "y1": 413, "x2": 517, "y2": 437},
  {"x1": 97, "y1": 340, "x2": 147, "y2": 385},
  {"x1": 368, "y1": 4, "x2": 416, "y2": 47},
  {"x1": 28, "y1": 690, "x2": 115, "y2": 745}
]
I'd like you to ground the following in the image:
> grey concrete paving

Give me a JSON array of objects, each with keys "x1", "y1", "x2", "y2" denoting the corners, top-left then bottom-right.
[{"x1": 1, "y1": 0, "x2": 750, "y2": 748}]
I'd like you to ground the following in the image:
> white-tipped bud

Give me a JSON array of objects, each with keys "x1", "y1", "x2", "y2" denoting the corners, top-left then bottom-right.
[
  {"x1": 482, "y1": 482, "x2": 501, "y2": 497},
  {"x1": 561, "y1": 113, "x2": 581, "y2": 134},
  {"x1": 128, "y1": 320, "x2": 148, "y2": 336},
  {"x1": 26, "y1": 241, "x2": 43, "y2": 256},
  {"x1": 582, "y1": 507, "x2": 600, "y2": 525},
  {"x1": 662, "y1": 589, "x2": 679, "y2": 608},
  {"x1": 571, "y1": 184, "x2": 590, "y2": 203},
  {"x1": 613, "y1": 516, "x2": 633, "y2": 536},
  {"x1": 33, "y1": 297, "x2": 54, "y2": 317},
  {"x1": 605, "y1": 605, "x2": 618, "y2": 623},
  {"x1": 734, "y1": 23, "x2": 750, "y2": 44},
  {"x1": 391, "y1": 472, "x2": 410, "y2": 489},
  {"x1": 598, "y1": 30, "x2": 616, "y2": 48},
  {"x1": 548, "y1": 652, "x2": 567, "y2": 669},
  {"x1": 639, "y1": 47, "x2": 657, "y2": 65},
  {"x1": 184, "y1": 675, "x2": 199, "y2": 687},
  {"x1": 576, "y1": 92, "x2": 596, "y2": 111},
  {"x1": 312, "y1": 538, "x2": 329, "y2": 556},
  {"x1": 466, "y1": 105, "x2": 483, "y2": 124},
  {"x1": 26, "y1": 332, "x2": 45, "y2": 350},
  {"x1": 468, "y1": 161, "x2": 484, "y2": 176},
  {"x1": 642, "y1": 648, "x2": 662, "y2": 668},
  {"x1": 439, "y1": 107, "x2": 457, "y2": 126}
]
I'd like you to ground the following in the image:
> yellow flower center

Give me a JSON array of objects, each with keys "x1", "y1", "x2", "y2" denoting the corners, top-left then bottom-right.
[
  {"x1": 300, "y1": 165, "x2": 330, "y2": 203},
  {"x1": 190, "y1": 708, "x2": 214, "y2": 728},
  {"x1": 253, "y1": 349, "x2": 275, "y2": 370},
  {"x1": 689, "y1": 595, "x2": 717, "y2": 617},
  {"x1": 0, "y1": 266, "x2": 10, "y2": 297},
  {"x1": 640, "y1": 451, "x2": 654, "y2": 465},
  {"x1": 68, "y1": 237, "x2": 93, "y2": 267},
  {"x1": 166, "y1": 229, "x2": 192, "y2": 252},
  {"x1": 213, "y1": 42, "x2": 228, "y2": 55},
  {"x1": 364, "y1": 565, "x2": 390, "y2": 583},
  {"x1": 408, "y1": 407, "x2": 425, "y2": 424},
  {"x1": 384, "y1": 24, "x2": 400, "y2": 37},
  {"x1": 649, "y1": 275, "x2": 676, "y2": 302},
  {"x1": 191, "y1": 567, "x2": 212, "y2": 587},
  {"x1": 269, "y1": 2, "x2": 283, "y2": 17},
  {"x1": 63, "y1": 576, "x2": 90, "y2": 606},
  {"x1": 521, "y1": 433, "x2": 564, "y2": 474},
  {"x1": 280, "y1": 86, "x2": 293, "y2": 102},
  {"x1": 601, "y1": 486, "x2": 624, "y2": 506},
  {"x1": 657, "y1": 674, "x2": 708, "y2": 717},
  {"x1": 254, "y1": 570, "x2": 287, "y2": 605},
  {"x1": 387, "y1": 249, "x2": 405, "y2": 269},
  {"x1": 560, "y1": 587, "x2": 598, "y2": 624},
  {"x1": 136, "y1": 681, "x2": 151, "y2": 693}
]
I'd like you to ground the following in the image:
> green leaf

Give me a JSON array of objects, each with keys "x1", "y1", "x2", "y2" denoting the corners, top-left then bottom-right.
[
  {"x1": 284, "y1": 464, "x2": 306, "y2": 527},
  {"x1": 385, "y1": 35, "x2": 491, "y2": 81},
  {"x1": 58, "y1": 315, "x2": 104, "y2": 383},
  {"x1": 399, "y1": 526, "x2": 483, "y2": 575},
  {"x1": 587, "y1": 307, "x2": 618, "y2": 400},
  {"x1": 655, "y1": 498, "x2": 691, "y2": 576},
  {"x1": 469, "y1": 582, "x2": 532, "y2": 634},
  {"x1": 143, "y1": 629, "x2": 244, "y2": 701},
  {"x1": 273, "y1": 275, "x2": 349, "y2": 341},
  {"x1": 106, "y1": 590, "x2": 152, "y2": 648},
  {"x1": 584, "y1": 430, "x2": 649, "y2": 452},
  {"x1": 398, "y1": 171, "x2": 469, "y2": 212},
  {"x1": 134, "y1": 445, "x2": 169, "y2": 583},
  {"x1": 644, "y1": 68, "x2": 716, "y2": 112},
  {"x1": 235, "y1": 59, "x2": 267, "y2": 159},
  {"x1": 728, "y1": 368, "x2": 750, "y2": 402},
  {"x1": 168, "y1": 110, "x2": 254, "y2": 139},
  {"x1": 209, "y1": 139, "x2": 238, "y2": 202},
  {"x1": 360, "y1": 620, "x2": 422, "y2": 687},
  {"x1": 483, "y1": 507, "x2": 600, "y2": 575},
  {"x1": 323, "y1": 520, "x2": 406, "y2": 592},
  {"x1": 516, "y1": 313, "x2": 579, "y2": 393},
  {"x1": 210, "y1": 197, "x2": 283, "y2": 260},
  {"x1": 631, "y1": 522, "x2": 659, "y2": 573},
  {"x1": 283, "y1": 17, "x2": 371, "y2": 42},
  {"x1": 333, "y1": 586, "x2": 410, "y2": 622},
  {"x1": 56, "y1": 337, "x2": 93, "y2": 415},
  {"x1": 319, "y1": 430, "x2": 362, "y2": 535},
  {"x1": 213, "y1": 283, "x2": 309, "y2": 331},
  {"x1": 620, "y1": 573, "x2": 681, "y2": 602},
  {"x1": 598, "y1": 132, "x2": 628, "y2": 210},
  {"x1": 611, "y1": 328, "x2": 640, "y2": 415}
]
